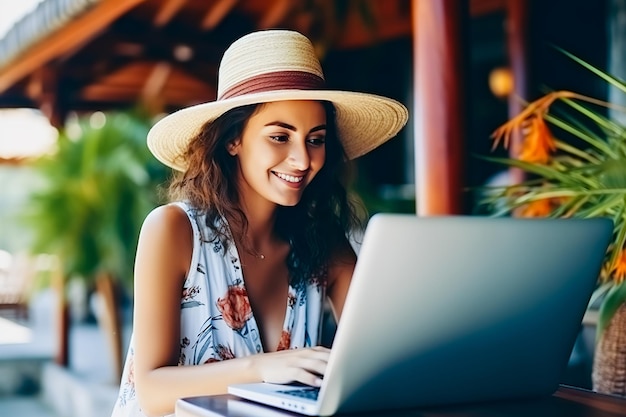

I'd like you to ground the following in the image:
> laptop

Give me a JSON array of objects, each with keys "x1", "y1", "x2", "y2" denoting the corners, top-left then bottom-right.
[{"x1": 228, "y1": 214, "x2": 613, "y2": 416}]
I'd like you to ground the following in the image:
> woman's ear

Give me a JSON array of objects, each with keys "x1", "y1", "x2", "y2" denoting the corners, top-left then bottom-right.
[{"x1": 226, "y1": 140, "x2": 240, "y2": 156}]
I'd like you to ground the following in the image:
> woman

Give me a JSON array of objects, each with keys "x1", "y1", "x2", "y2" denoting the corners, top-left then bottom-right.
[{"x1": 112, "y1": 29, "x2": 408, "y2": 417}]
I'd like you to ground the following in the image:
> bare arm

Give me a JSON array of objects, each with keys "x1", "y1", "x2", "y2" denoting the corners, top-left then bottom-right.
[{"x1": 132, "y1": 205, "x2": 330, "y2": 416}]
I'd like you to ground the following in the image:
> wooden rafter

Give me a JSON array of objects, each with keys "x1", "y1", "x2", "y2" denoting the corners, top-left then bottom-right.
[
  {"x1": 258, "y1": 0, "x2": 293, "y2": 29},
  {"x1": 0, "y1": 0, "x2": 147, "y2": 94},
  {"x1": 154, "y1": 0, "x2": 189, "y2": 28},
  {"x1": 141, "y1": 61, "x2": 172, "y2": 100},
  {"x1": 201, "y1": 0, "x2": 239, "y2": 31}
]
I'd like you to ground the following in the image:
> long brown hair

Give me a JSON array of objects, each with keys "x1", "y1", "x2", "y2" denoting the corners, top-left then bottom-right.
[{"x1": 168, "y1": 102, "x2": 365, "y2": 289}]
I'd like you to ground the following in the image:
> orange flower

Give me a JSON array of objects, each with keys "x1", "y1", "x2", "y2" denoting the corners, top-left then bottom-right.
[
  {"x1": 217, "y1": 285, "x2": 253, "y2": 330},
  {"x1": 515, "y1": 198, "x2": 553, "y2": 218},
  {"x1": 607, "y1": 249, "x2": 626, "y2": 284},
  {"x1": 518, "y1": 116, "x2": 556, "y2": 164},
  {"x1": 491, "y1": 91, "x2": 577, "y2": 153}
]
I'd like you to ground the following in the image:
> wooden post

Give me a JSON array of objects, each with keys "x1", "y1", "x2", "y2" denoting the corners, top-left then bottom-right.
[
  {"x1": 28, "y1": 66, "x2": 67, "y2": 129},
  {"x1": 96, "y1": 272, "x2": 124, "y2": 383},
  {"x1": 51, "y1": 257, "x2": 69, "y2": 366},
  {"x1": 412, "y1": 0, "x2": 467, "y2": 215}
]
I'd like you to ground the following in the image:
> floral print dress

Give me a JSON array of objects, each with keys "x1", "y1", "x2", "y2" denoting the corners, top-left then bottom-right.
[{"x1": 111, "y1": 202, "x2": 325, "y2": 417}]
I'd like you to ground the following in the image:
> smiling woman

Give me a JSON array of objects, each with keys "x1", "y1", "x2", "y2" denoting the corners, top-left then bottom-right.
[
  {"x1": 0, "y1": 109, "x2": 58, "y2": 160},
  {"x1": 111, "y1": 29, "x2": 408, "y2": 417}
]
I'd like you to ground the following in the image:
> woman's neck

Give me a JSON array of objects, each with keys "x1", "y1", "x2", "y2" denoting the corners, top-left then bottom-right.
[{"x1": 232, "y1": 196, "x2": 279, "y2": 257}]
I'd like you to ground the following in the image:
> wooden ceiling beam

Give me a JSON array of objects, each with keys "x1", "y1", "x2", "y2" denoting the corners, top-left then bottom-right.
[
  {"x1": 141, "y1": 62, "x2": 172, "y2": 101},
  {"x1": 201, "y1": 0, "x2": 239, "y2": 31},
  {"x1": 258, "y1": 0, "x2": 293, "y2": 29},
  {"x1": 154, "y1": 0, "x2": 189, "y2": 28},
  {"x1": 337, "y1": 18, "x2": 413, "y2": 49},
  {"x1": 0, "y1": 0, "x2": 147, "y2": 94}
]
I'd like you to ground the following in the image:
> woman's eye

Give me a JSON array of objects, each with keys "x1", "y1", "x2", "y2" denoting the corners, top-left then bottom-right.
[
  {"x1": 269, "y1": 135, "x2": 289, "y2": 143},
  {"x1": 307, "y1": 137, "x2": 326, "y2": 147}
]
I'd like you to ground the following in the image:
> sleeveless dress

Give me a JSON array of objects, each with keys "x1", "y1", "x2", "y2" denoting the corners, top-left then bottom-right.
[{"x1": 111, "y1": 202, "x2": 326, "y2": 417}]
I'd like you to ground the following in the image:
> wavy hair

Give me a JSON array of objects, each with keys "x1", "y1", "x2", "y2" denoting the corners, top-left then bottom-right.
[{"x1": 167, "y1": 102, "x2": 366, "y2": 289}]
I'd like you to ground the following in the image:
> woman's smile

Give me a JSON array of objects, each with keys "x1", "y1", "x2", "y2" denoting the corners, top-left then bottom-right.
[{"x1": 272, "y1": 171, "x2": 306, "y2": 187}]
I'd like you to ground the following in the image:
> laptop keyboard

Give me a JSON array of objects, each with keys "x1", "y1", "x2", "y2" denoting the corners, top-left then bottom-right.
[{"x1": 277, "y1": 387, "x2": 320, "y2": 401}]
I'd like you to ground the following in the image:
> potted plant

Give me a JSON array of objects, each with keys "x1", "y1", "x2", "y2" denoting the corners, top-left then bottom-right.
[
  {"x1": 20, "y1": 108, "x2": 168, "y2": 381},
  {"x1": 480, "y1": 52, "x2": 626, "y2": 396}
]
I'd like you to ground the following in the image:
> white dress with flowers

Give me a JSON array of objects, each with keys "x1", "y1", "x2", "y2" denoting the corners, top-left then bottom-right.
[{"x1": 110, "y1": 202, "x2": 325, "y2": 417}]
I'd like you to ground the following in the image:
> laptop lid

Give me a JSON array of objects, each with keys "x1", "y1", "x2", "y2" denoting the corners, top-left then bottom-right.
[{"x1": 230, "y1": 214, "x2": 613, "y2": 416}]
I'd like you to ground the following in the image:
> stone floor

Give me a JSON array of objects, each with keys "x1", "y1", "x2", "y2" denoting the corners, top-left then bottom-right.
[{"x1": 0, "y1": 395, "x2": 57, "y2": 417}]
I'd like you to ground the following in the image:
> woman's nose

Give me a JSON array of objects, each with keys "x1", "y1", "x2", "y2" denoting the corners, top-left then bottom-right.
[{"x1": 287, "y1": 142, "x2": 310, "y2": 171}]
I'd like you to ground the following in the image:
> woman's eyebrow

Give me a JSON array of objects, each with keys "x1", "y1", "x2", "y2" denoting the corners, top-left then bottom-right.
[
  {"x1": 265, "y1": 121, "x2": 296, "y2": 131},
  {"x1": 264, "y1": 122, "x2": 327, "y2": 133}
]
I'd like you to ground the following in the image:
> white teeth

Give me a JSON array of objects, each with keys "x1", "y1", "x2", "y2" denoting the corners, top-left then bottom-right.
[{"x1": 275, "y1": 172, "x2": 304, "y2": 183}]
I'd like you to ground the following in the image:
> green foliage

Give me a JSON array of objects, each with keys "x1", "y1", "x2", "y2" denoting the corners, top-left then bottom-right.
[
  {"x1": 598, "y1": 281, "x2": 626, "y2": 339},
  {"x1": 20, "y1": 109, "x2": 169, "y2": 290}
]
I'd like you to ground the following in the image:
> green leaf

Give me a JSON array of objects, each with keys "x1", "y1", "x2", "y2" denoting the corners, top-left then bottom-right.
[
  {"x1": 557, "y1": 47, "x2": 626, "y2": 95},
  {"x1": 478, "y1": 155, "x2": 589, "y2": 184},
  {"x1": 589, "y1": 282, "x2": 613, "y2": 309},
  {"x1": 545, "y1": 114, "x2": 617, "y2": 158},
  {"x1": 554, "y1": 140, "x2": 601, "y2": 164},
  {"x1": 559, "y1": 97, "x2": 623, "y2": 137},
  {"x1": 597, "y1": 281, "x2": 626, "y2": 341}
]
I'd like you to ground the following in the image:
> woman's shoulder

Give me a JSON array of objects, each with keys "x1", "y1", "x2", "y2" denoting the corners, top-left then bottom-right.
[
  {"x1": 134, "y1": 204, "x2": 195, "y2": 287},
  {"x1": 139, "y1": 203, "x2": 195, "y2": 248},
  {"x1": 143, "y1": 203, "x2": 191, "y2": 229}
]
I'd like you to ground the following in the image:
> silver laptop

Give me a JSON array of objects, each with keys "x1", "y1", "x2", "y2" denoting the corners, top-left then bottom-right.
[{"x1": 228, "y1": 214, "x2": 612, "y2": 416}]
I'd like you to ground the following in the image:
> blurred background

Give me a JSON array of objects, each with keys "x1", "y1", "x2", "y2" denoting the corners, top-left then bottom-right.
[{"x1": 0, "y1": 1, "x2": 622, "y2": 416}]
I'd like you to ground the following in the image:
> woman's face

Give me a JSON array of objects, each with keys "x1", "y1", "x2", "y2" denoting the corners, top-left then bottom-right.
[{"x1": 228, "y1": 100, "x2": 327, "y2": 207}]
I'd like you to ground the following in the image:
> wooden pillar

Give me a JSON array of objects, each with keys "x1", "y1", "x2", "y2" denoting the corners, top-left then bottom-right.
[
  {"x1": 51, "y1": 257, "x2": 69, "y2": 367},
  {"x1": 96, "y1": 272, "x2": 123, "y2": 383},
  {"x1": 506, "y1": 0, "x2": 529, "y2": 184},
  {"x1": 412, "y1": 0, "x2": 467, "y2": 215},
  {"x1": 27, "y1": 66, "x2": 66, "y2": 129}
]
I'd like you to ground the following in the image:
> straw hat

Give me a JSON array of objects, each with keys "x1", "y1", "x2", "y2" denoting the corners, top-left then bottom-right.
[{"x1": 147, "y1": 29, "x2": 409, "y2": 171}]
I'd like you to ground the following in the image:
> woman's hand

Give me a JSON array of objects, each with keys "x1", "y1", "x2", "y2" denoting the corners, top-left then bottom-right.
[{"x1": 251, "y1": 346, "x2": 330, "y2": 386}]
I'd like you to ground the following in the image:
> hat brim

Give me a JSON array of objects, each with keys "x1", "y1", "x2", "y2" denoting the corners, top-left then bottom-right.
[{"x1": 147, "y1": 89, "x2": 409, "y2": 171}]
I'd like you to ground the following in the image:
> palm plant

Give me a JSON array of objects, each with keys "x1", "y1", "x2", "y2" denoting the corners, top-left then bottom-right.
[
  {"x1": 21, "y1": 108, "x2": 169, "y2": 380},
  {"x1": 479, "y1": 52, "x2": 626, "y2": 396}
]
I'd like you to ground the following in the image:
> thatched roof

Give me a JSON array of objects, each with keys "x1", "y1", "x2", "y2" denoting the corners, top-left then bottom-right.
[{"x1": 0, "y1": 0, "x2": 504, "y2": 125}]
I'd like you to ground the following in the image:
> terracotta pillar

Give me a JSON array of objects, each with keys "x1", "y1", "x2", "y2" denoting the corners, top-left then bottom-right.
[{"x1": 412, "y1": 0, "x2": 467, "y2": 215}]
